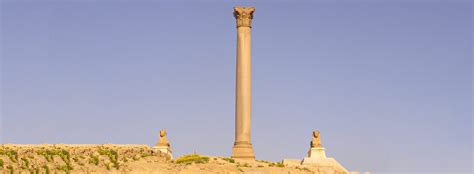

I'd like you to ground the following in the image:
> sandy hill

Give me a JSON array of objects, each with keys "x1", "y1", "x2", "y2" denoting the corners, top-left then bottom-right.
[{"x1": 0, "y1": 144, "x2": 347, "y2": 174}]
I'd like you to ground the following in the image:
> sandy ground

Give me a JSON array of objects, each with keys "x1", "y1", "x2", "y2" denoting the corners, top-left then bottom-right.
[{"x1": 0, "y1": 144, "x2": 347, "y2": 174}]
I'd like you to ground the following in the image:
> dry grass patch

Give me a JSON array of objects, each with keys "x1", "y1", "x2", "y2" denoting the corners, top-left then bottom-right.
[{"x1": 175, "y1": 154, "x2": 209, "y2": 165}]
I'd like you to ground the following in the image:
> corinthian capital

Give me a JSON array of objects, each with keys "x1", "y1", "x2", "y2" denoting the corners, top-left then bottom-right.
[{"x1": 234, "y1": 6, "x2": 255, "y2": 28}]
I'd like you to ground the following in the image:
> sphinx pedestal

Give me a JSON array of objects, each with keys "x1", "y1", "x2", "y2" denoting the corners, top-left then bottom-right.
[
  {"x1": 152, "y1": 145, "x2": 173, "y2": 160},
  {"x1": 282, "y1": 131, "x2": 349, "y2": 173},
  {"x1": 302, "y1": 147, "x2": 327, "y2": 165},
  {"x1": 300, "y1": 147, "x2": 347, "y2": 173}
]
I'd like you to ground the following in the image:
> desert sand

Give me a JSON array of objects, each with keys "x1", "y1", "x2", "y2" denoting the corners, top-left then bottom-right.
[{"x1": 0, "y1": 144, "x2": 349, "y2": 174}]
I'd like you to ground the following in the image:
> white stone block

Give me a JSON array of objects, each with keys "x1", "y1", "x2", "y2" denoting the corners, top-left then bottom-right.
[
  {"x1": 153, "y1": 145, "x2": 173, "y2": 160},
  {"x1": 307, "y1": 147, "x2": 327, "y2": 159},
  {"x1": 282, "y1": 159, "x2": 302, "y2": 167}
]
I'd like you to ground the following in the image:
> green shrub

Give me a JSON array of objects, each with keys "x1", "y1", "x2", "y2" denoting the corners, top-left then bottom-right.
[
  {"x1": 36, "y1": 149, "x2": 70, "y2": 163},
  {"x1": 275, "y1": 162, "x2": 284, "y2": 167},
  {"x1": 236, "y1": 162, "x2": 251, "y2": 168},
  {"x1": 43, "y1": 165, "x2": 50, "y2": 174},
  {"x1": 222, "y1": 157, "x2": 235, "y2": 163},
  {"x1": 29, "y1": 167, "x2": 40, "y2": 174},
  {"x1": 98, "y1": 147, "x2": 119, "y2": 169},
  {"x1": 7, "y1": 165, "x2": 14, "y2": 174},
  {"x1": 175, "y1": 154, "x2": 209, "y2": 165},
  {"x1": 21, "y1": 157, "x2": 30, "y2": 168},
  {"x1": 0, "y1": 159, "x2": 4, "y2": 168},
  {"x1": 268, "y1": 162, "x2": 284, "y2": 167},
  {"x1": 256, "y1": 160, "x2": 271, "y2": 163},
  {"x1": 57, "y1": 164, "x2": 73, "y2": 174},
  {"x1": 57, "y1": 149, "x2": 71, "y2": 163},
  {"x1": 0, "y1": 149, "x2": 18, "y2": 162},
  {"x1": 89, "y1": 155, "x2": 99, "y2": 165},
  {"x1": 37, "y1": 150, "x2": 53, "y2": 162},
  {"x1": 141, "y1": 152, "x2": 151, "y2": 158}
]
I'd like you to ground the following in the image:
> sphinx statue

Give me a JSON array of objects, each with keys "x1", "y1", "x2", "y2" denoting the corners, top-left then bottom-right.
[
  {"x1": 156, "y1": 130, "x2": 170, "y2": 147},
  {"x1": 311, "y1": 130, "x2": 322, "y2": 148},
  {"x1": 153, "y1": 129, "x2": 173, "y2": 159}
]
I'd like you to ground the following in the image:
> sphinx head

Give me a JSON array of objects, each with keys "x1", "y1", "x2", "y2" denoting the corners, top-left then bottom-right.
[
  {"x1": 160, "y1": 130, "x2": 167, "y2": 137},
  {"x1": 313, "y1": 130, "x2": 320, "y2": 138}
]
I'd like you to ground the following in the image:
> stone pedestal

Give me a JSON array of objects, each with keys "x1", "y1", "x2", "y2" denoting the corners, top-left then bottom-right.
[
  {"x1": 302, "y1": 157, "x2": 348, "y2": 173},
  {"x1": 302, "y1": 147, "x2": 327, "y2": 165},
  {"x1": 153, "y1": 145, "x2": 173, "y2": 160},
  {"x1": 231, "y1": 142, "x2": 255, "y2": 159},
  {"x1": 282, "y1": 159, "x2": 302, "y2": 167},
  {"x1": 307, "y1": 147, "x2": 327, "y2": 159}
]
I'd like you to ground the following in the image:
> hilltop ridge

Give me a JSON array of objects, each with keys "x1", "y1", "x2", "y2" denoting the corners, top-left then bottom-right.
[{"x1": 0, "y1": 144, "x2": 349, "y2": 174}]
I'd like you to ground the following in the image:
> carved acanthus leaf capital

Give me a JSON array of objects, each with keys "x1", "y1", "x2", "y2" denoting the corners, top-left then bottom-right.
[{"x1": 234, "y1": 6, "x2": 255, "y2": 28}]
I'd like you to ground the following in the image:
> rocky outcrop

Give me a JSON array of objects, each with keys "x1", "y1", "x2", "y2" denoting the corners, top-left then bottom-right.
[{"x1": 0, "y1": 144, "x2": 170, "y2": 173}]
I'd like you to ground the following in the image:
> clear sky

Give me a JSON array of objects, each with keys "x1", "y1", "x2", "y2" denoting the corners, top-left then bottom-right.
[{"x1": 1, "y1": 0, "x2": 472, "y2": 173}]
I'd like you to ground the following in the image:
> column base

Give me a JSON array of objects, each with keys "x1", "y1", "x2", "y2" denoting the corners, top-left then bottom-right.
[{"x1": 231, "y1": 142, "x2": 255, "y2": 159}]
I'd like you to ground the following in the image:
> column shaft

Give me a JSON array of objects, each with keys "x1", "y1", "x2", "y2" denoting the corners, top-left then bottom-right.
[
  {"x1": 235, "y1": 27, "x2": 252, "y2": 144},
  {"x1": 232, "y1": 6, "x2": 255, "y2": 159}
]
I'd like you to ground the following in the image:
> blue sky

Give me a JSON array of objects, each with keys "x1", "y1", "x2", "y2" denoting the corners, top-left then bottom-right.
[{"x1": 1, "y1": 0, "x2": 472, "y2": 173}]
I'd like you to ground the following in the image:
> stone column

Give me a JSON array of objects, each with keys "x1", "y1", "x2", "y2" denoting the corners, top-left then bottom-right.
[{"x1": 231, "y1": 6, "x2": 255, "y2": 160}]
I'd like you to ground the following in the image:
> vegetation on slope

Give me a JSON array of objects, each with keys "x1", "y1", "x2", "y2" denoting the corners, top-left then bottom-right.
[
  {"x1": 0, "y1": 144, "x2": 169, "y2": 173},
  {"x1": 175, "y1": 154, "x2": 210, "y2": 165}
]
